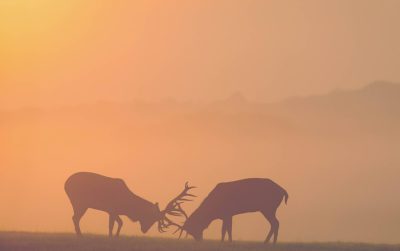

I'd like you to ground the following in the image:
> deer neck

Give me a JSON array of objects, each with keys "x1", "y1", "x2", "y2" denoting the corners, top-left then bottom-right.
[
  {"x1": 125, "y1": 195, "x2": 155, "y2": 221},
  {"x1": 187, "y1": 207, "x2": 215, "y2": 231}
]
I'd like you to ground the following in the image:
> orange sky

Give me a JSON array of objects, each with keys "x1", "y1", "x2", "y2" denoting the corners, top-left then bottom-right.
[
  {"x1": 1, "y1": 0, "x2": 400, "y2": 109},
  {"x1": 1, "y1": 0, "x2": 400, "y2": 244}
]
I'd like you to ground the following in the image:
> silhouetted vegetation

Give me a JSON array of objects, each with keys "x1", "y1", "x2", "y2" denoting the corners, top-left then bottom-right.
[{"x1": 0, "y1": 232, "x2": 398, "y2": 251}]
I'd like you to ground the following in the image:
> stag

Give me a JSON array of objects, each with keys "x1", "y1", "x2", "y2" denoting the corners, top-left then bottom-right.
[
  {"x1": 64, "y1": 172, "x2": 195, "y2": 237},
  {"x1": 180, "y1": 178, "x2": 288, "y2": 244}
]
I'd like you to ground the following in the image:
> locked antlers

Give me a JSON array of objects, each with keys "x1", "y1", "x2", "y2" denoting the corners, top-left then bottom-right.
[{"x1": 158, "y1": 182, "x2": 196, "y2": 236}]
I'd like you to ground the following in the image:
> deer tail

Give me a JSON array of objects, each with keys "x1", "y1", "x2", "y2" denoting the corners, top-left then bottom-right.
[{"x1": 283, "y1": 189, "x2": 289, "y2": 205}]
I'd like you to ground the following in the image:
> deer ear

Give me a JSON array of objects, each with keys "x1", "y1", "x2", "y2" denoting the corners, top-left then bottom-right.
[{"x1": 155, "y1": 202, "x2": 160, "y2": 209}]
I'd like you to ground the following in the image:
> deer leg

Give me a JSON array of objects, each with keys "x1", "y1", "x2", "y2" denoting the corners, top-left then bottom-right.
[
  {"x1": 72, "y1": 207, "x2": 87, "y2": 236},
  {"x1": 272, "y1": 216, "x2": 280, "y2": 244},
  {"x1": 262, "y1": 211, "x2": 277, "y2": 244},
  {"x1": 115, "y1": 216, "x2": 123, "y2": 237},
  {"x1": 226, "y1": 216, "x2": 233, "y2": 242},
  {"x1": 109, "y1": 214, "x2": 116, "y2": 238},
  {"x1": 221, "y1": 219, "x2": 227, "y2": 242}
]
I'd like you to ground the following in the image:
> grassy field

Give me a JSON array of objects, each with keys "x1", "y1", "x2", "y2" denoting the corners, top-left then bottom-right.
[{"x1": 0, "y1": 232, "x2": 398, "y2": 251}]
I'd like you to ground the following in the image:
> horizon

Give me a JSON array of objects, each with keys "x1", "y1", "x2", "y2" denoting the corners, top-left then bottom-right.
[{"x1": 0, "y1": 80, "x2": 398, "y2": 111}]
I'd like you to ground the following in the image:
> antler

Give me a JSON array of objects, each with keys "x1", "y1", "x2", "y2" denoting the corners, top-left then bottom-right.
[
  {"x1": 163, "y1": 182, "x2": 196, "y2": 219},
  {"x1": 158, "y1": 182, "x2": 196, "y2": 235},
  {"x1": 157, "y1": 217, "x2": 184, "y2": 237}
]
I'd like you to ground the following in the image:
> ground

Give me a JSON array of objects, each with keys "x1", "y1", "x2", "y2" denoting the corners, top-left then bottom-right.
[{"x1": 0, "y1": 232, "x2": 398, "y2": 251}]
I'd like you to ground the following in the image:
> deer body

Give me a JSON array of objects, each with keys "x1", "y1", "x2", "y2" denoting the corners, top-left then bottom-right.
[
  {"x1": 65, "y1": 172, "x2": 191, "y2": 237},
  {"x1": 183, "y1": 178, "x2": 288, "y2": 243}
]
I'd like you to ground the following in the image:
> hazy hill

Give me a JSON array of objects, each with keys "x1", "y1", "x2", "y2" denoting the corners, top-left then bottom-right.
[
  {"x1": 277, "y1": 81, "x2": 400, "y2": 134},
  {"x1": 3, "y1": 81, "x2": 399, "y2": 136}
]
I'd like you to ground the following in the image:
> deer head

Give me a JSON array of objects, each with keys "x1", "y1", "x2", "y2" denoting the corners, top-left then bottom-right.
[{"x1": 157, "y1": 182, "x2": 196, "y2": 237}]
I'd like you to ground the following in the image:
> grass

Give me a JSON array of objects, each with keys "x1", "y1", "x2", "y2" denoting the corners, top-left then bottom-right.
[{"x1": 0, "y1": 232, "x2": 398, "y2": 251}]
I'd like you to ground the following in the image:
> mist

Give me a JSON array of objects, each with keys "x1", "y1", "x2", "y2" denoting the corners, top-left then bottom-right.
[{"x1": 1, "y1": 0, "x2": 399, "y2": 244}]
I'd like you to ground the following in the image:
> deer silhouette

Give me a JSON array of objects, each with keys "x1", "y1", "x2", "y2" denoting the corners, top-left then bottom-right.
[
  {"x1": 177, "y1": 178, "x2": 288, "y2": 244},
  {"x1": 64, "y1": 172, "x2": 195, "y2": 237}
]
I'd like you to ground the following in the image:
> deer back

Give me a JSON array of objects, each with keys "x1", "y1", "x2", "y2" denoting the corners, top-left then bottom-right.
[
  {"x1": 191, "y1": 178, "x2": 287, "y2": 222},
  {"x1": 65, "y1": 172, "x2": 152, "y2": 216}
]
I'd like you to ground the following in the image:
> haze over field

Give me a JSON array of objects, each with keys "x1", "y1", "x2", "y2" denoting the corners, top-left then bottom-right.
[
  {"x1": 1, "y1": 0, "x2": 400, "y2": 244},
  {"x1": 1, "y1": 82, "x2": 400, "y2": 243}
]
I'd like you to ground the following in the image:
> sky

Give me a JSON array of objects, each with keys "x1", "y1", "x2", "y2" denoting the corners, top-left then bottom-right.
[
  {"x1": 0, "y1": 0, "x2": 400, "y2": 244},
  {"x1": 1, "y1": 0, "x2": 400, "y2": 109}
]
